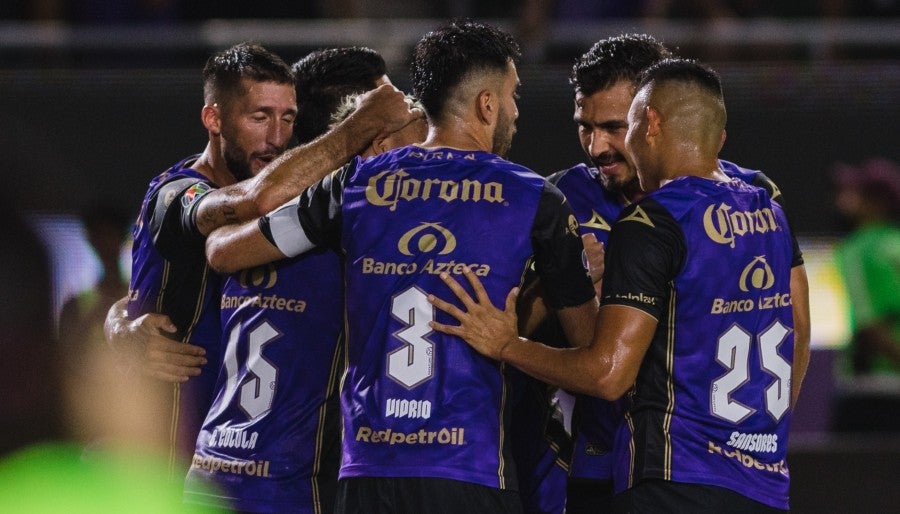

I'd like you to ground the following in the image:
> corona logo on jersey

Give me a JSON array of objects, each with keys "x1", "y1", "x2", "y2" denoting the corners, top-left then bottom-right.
[
  {"x1": 365, "y1": 169, "x2": 505, "y2": 211},
  {"x1": 710, "y1": 255, "x2": 790, "y2": 314},
  {"x1": 237, "y1": 264, "x2": 278, "y2": 289},
  {"x1": 703, "y1": 202, "x2": 780, "y2": 248},
  {"x1": 360, "y1": 222, "x2": 491, "y2": 276}
]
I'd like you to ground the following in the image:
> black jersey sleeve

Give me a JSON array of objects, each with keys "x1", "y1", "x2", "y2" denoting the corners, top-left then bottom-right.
[
  {"x1": 601, "y1": 198, "x2": 686, "y2": 320},
  {"x1": 530, "y1": 181, "x2": 595, "y2": 310},
  {"x1": 750, "y1": 172, "x2": 803, "y2": 268},
  {"x1": 150, "y1": 177, "x2": 212, "y2": 260},
  {"x1": 295, "y1": 162, "x2": 352, "y2": 251},
  {"x1": 259, "y1": 162, "x2": 352, "y2": 255}
]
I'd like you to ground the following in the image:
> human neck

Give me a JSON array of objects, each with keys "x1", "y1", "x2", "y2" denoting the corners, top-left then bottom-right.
[
  {"x1": 665, "y1": 152, "x2": 724, "y2": 182},
  {"x1": 420, "y1": 118, "x2": 491, "y2": 153},
  {"x1": 191, "y1": 143, "x2": 237, "y2": 187}
]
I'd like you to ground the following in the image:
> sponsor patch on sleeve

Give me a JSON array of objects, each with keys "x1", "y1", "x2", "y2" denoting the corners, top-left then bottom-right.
[{"x1": 181, "y1": 182, "x2": 212, "y2": 208}]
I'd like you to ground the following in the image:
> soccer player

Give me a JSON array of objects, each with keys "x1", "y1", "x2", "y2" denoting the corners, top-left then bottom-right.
[
  {"x1": 105, "y1": 42, "x2": 419, "y2": 472},
  {"x1": 293, "y1": 46, "x2": 392, "y2": 145},
  {"x1": 328, "y1": 93, "x2": 428, "y2": 158},
  {"x1": 526, "y1": 34, "x2": 812, "y2": 513},
  {"x1": 431, "y1": 58, "x2": 804, "y2": 513},
  {"x1": 204, "y1": 20, "x2": 598, "y2": 514},
  {"x1": 184, "y1": 47, "x2": 425, "y2": 514}
]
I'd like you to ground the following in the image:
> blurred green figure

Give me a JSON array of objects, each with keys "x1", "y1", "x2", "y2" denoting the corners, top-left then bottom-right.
[
  {"x1": 832, "y1": 158, "x2": 900, "y2": 377},
  {"x1": 0, "y1": 202, "x2": 224, "y2": 513}
]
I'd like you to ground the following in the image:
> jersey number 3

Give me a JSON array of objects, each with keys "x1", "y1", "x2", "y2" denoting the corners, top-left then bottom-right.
[{"x1": 387, "y1": 287, "x2": 435, "y2": 389}]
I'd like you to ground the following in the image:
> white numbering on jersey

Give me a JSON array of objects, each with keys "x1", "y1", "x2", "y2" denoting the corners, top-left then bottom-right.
[
  {"x1": 711, "y1": 321, "x2": 791, "y2": 424},
  {"x1": 387, "y1": 286, "x2": 434, "y2": 389},
  {"x1": 223, "y1": 320, "x2": 280, "y2": 419}
]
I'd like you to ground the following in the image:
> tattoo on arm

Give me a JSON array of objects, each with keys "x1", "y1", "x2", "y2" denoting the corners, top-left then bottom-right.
[{"x1": 223, "y1": 205, "x2": 238, "y2": 224}]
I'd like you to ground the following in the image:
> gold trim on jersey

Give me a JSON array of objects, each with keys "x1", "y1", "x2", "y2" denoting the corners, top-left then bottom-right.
[
  {"x1": 311, "y1": 330, "x2": 346, "y2": 514},
  {"x1": 497, "y1": 362, "x2": 509, "y2": 489},
  {"x1": 169, "y1": 383, "x2": 180, "y2": 478},
  {"x1": 182, "y1": 263, "x2": 210, "y2": 345},
  {"x1": 625, "y1": 409, "x2": 636, "y2": 488},
  {"x1": 155, "y1": 260, "x2": 181, "y2": 476},
  {"x1": 582, "y1": 210, "x2": 612, "y2": 231},
  {"x1": 663, "y1": 283, "x2": 677, "y2": 480},
  {"x1": 620, "y1": 205, "x2": 655, "y2": 228}
]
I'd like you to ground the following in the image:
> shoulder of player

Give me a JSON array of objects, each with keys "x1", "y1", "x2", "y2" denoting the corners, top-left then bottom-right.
[
  {"x1": 149, "y1": 174, "x2": 213, "y2": 214},
  {"x1": 546, "y1": 163, "x2": 593, "y2": 186},
  {"x1": 616, "y1": 197, "x2": 675, "y2": 230},
  {"x1": 719, "y1": 159, "x2": 782, "y2": 198}
]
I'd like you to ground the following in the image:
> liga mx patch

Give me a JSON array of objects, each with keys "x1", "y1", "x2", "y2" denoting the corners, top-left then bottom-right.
[{"x1": 181, "y1": 182, "x2": 212, "y2": 208}]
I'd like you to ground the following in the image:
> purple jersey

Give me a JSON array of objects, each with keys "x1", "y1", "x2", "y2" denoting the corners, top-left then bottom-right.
[
  {"x1": 507, "y1": 365, "x2": 570, "y2": 514},
  {"x1": 184, "y1": 247, "x2": 343, "y2": 513},
  {"x1": 548, "y1": 164, "x2": 628, "y2": 483},
  {"x1": 262, "y1": 146, "x2": 595, "y2": 490},
  {"x1": 128, "y1": 155, "x2": 222, "y2": 463},
  {"x1": 548, "y1": 161, "x2": 800, "y2": 485},
  {"x1": 603, "y1": 176, "x2": 795, "y2": 510}
]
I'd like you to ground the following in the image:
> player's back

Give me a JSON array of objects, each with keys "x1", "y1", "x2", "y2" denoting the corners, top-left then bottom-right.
[
  {"x1": 338, "y1": 146, "x2": 548, "y2": 490},
  {"x1": 613, "y1": 176, "x2": 795, "y2": 510},
  {"x1": 185, "y1": 248, "x2": 343, "y2": 514}
]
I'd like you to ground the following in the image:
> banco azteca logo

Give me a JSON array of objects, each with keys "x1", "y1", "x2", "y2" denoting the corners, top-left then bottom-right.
[
  {"x1": 237, "y1": 264, "x2": 278, "y2": 289},
  {"x1": 738, "y1": 255, "x2": 775, "y2": 292},
  {"x1": 397, "y1": 222, "x2": 457, "y2": 256}
]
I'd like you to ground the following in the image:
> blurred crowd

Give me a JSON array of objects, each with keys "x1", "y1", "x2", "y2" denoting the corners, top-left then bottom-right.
[{"x1": 2, "y1": 0, "x2": 898, "y2": 24}]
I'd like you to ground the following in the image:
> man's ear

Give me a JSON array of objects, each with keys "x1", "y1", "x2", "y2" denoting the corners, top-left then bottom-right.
[
  {"x1": 372, "y1": 134, "x2": 388, "y2": 155},
  {"x1": 476, "y1": 89, "x2": 495, "y2": 125},
  {"x1": 202, "y1": 104, "x2": 222, "y2": 136},
  {"x1": 645, "y1": 106, "x2": 661, "y2": 140}
]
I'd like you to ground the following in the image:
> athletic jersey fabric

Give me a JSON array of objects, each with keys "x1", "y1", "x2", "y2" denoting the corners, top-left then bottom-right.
[
  {"x1": 261, "y1": 146, "x2": 595, "y2": 490},
  {"x1": 547, "y1": 161, "x2": 802, "y2": 485},
  {"x1": 184, "y1": 248, "x2": 344, "y2": 513},
  {"x1": 603, "y1": 176, "x2": 796, "y2": 510}
]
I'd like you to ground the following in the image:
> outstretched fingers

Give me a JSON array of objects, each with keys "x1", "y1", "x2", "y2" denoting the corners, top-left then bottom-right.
[
  {"x1": 504, "y1": 285, "x2": 519, "y2": 314},
  {"x1": 436, "y1": 271, "x2": 476, "y2": 309},
  {"x1": 427, "y1": 290, "x2": 465, "y2": 321},
  {"x1": 461, "y1": 267, "x2": 492, "y2": 303}
]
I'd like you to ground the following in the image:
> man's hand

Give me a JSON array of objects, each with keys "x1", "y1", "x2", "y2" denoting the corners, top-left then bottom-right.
[
  {"x1": 126, "y1": 313, "x2": 207, "y2": 382},
  {"x1": 427, "y1": 269, "x2": 519, "y2": 361},
  {"x1": 106, "y1": 298, "x2": 206, "y2": 383},
  {"x1": 582, "y1": 233, "x2": 604, "y2": 294},
  {"x1": 354, "y1": 84, "x2": 425, "y2": 140}
]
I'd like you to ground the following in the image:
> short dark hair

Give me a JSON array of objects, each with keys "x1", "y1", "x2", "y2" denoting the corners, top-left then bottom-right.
[
  {"x1": 570, "y1": 34, "x2": 672, "y2": 96},
  {"x1": 637, "y1": 58, "x2": 723, "y2": 98},
  {"x1": 202, "y1": 42, "x2": 295, "y2": 112},
  {"x1": 412, "y1": 19, "x2": 520, "y2": 123},
  {"x1": 292, "y1": 47, "x2": 387, "y2": 143}
]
